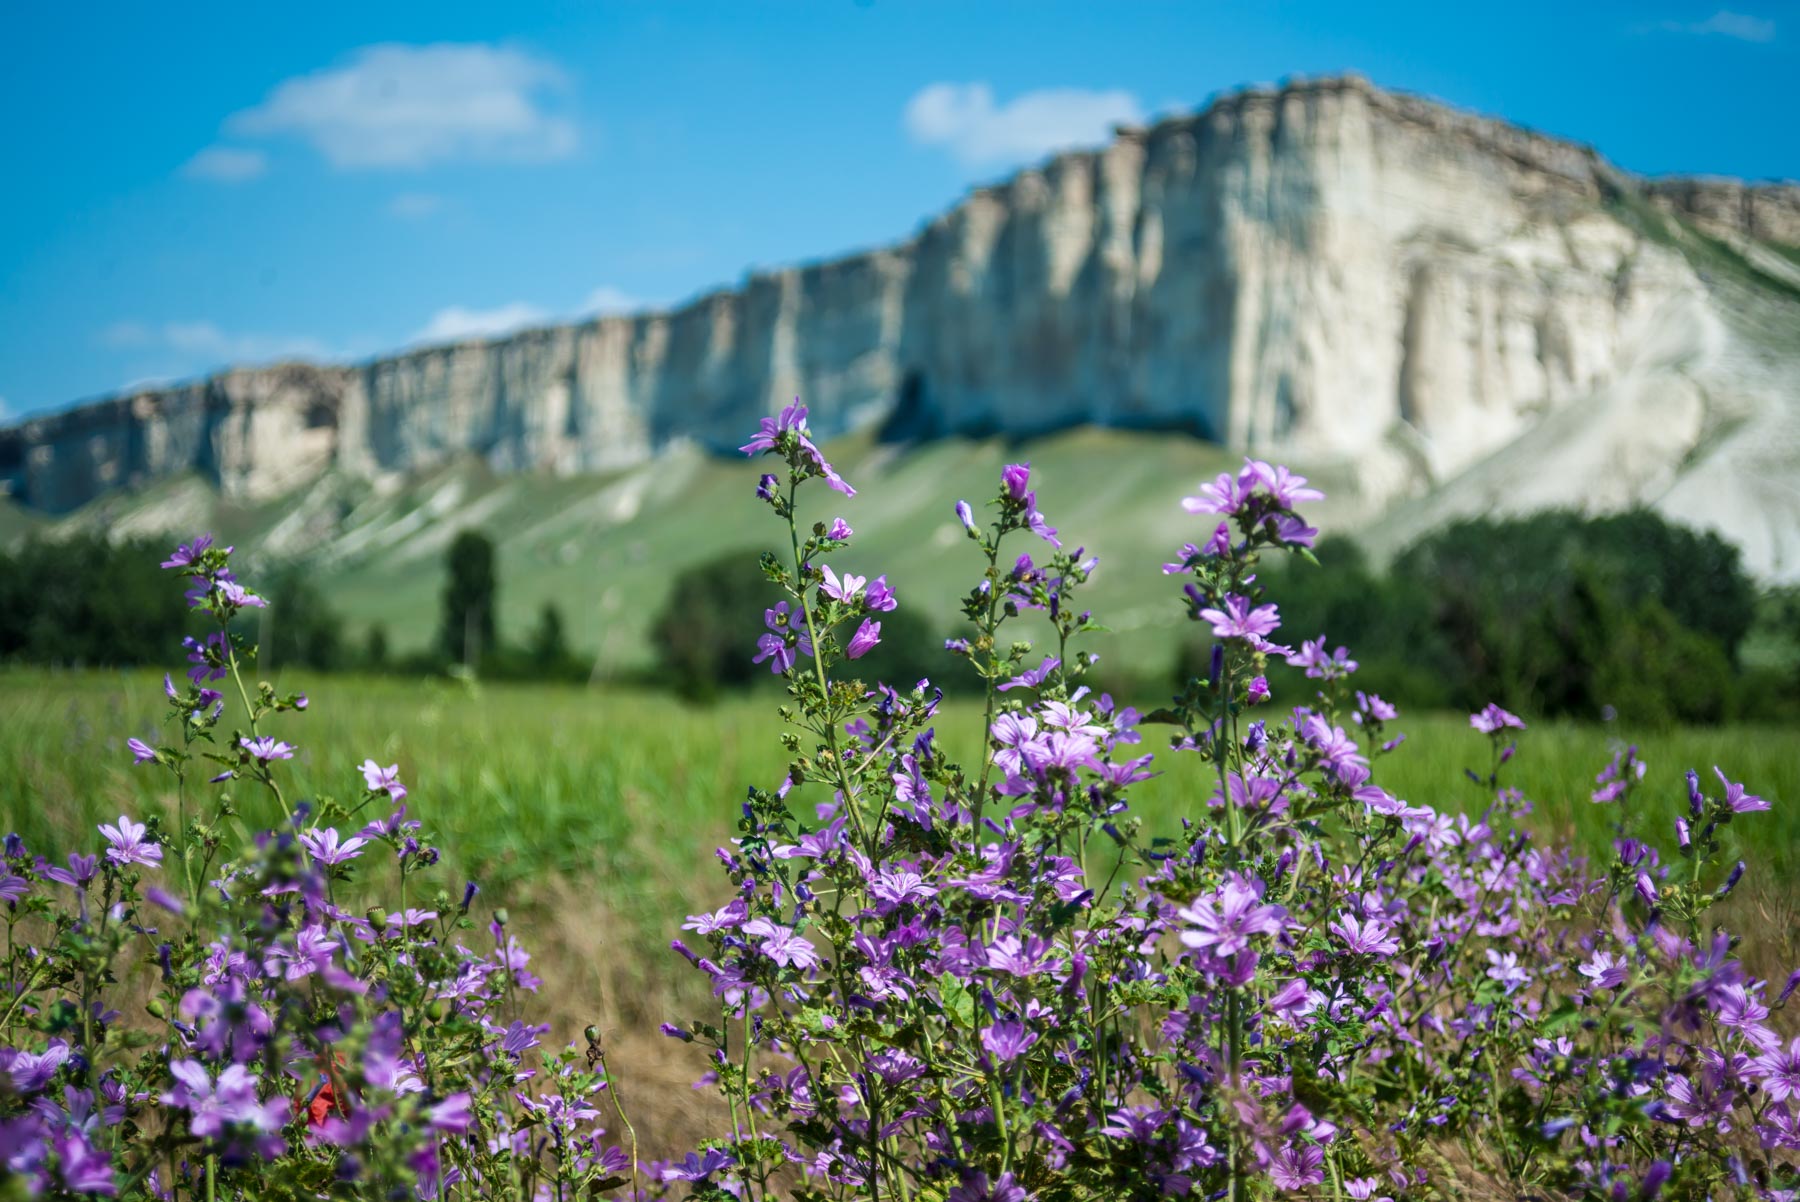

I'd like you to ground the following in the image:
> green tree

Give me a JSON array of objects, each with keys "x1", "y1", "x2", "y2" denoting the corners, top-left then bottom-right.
[
  {"x1": 366, "y1": 624, "x2": 390, "y2": 671},
  {"x1": 0, "y1": 534, "x2": 186, "y2": 666},
  {"x1": 260, "y1": 568, "x2": 344, "y2": 671},
  {"x1": 651, "y1": 553, "x2": 782, "y2": 702},
  {"x1": 438, "y1": 530, "x2": 497, "y2": 667}
]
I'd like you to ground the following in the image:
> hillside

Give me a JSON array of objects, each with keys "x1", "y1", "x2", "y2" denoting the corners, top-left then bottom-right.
[{"x1": 2, "y1": 72, "x2": 1798, "y2": 667}]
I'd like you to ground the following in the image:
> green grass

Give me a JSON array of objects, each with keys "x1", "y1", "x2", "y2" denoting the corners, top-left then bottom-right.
[{"x1": 3, "y1": 668, "x2": 1796, "y2": 1015}]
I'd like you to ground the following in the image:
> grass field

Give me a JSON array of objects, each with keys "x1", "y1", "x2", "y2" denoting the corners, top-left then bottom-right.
[
  {"x1": 5, "y1": 666, "x2": 1797, "y2": 1150},
  {"x1": 4, "y1": 667, "x2": 1796, "y2": 1011}
]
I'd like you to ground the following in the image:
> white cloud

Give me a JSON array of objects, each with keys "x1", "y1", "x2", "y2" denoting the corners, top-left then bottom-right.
[
  {"x1": 1656, "y1": 9, "x2": 1776, "y2": 41},
  {"x1": 388, "y1": 192, "x2": 444, "y2": 219},
  {"x1": 903, "y1": 82, "x2": 1145, "y2": 169},
  {"x1": 226, "y1": 43, "x2": 578, "y2": 169},
  {"x1": 182, "y1": 146, "x2": 269, "y2": 182},
  {"x1": 413, "y1": 303, "x2": 549, "y2": 343},
  {"x1": 100, "y1": 319, "x2": 327, "y2": 363},
  {"x1": 581, "y1": 285, "x2": 644, "y2": 316}
]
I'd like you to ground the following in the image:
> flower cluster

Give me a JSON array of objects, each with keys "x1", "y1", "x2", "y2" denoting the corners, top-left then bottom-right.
[
  {"x1": 670, "y1": 407, "x2": 1798, "y2": 1201},
  {"x1": 0, "y1": 542, "x2": 646, "y2": 1199}
]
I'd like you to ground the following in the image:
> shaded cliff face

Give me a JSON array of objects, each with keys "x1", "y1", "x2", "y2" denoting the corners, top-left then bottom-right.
[{"x1": 3, "y1": 74, "x2": 1797, "y2": 573}]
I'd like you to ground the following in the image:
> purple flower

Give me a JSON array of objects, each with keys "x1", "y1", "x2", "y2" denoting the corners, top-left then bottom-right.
[
  {"x1": 1183, "y1": 472, "x2": 1246, "y2": 517},
  {"x1": 160, "y1": 1060, "x2": 284, "y2": 1141},
  {"x1": 239, "y1": 737, "x2": 294, "y2": 763},
  {"x1": 1484, "y1": 949, "x2": 1531, "y2": 993},
  {"x1": 183, "y1": 633, "x2": 229, "y2": 685},
  {"x1": 947, "y1": 1172, "x2": 1029, "y2": 1202},
  {"x1": 1751, "y1": 1038, "x2": 1800, "y2": 1101},
  {"x1": 98, "y1": 815, "x2": 161, "y2": 869},
  {"x1": 661, "y1": 1149, "x2": 735, "y2": 1183},
  {"x1": 299, "y1": 828, "x2": 370, "y2": 867},
  {"x1": 1244, "y1": 460, "x2": 1325, "y2": 509},
  {"x1": 1286, "y1": 635, "x2": 1357, "y2": 679},
  {"x1": 1328, "y1": 914, "x2": 1400, "y2": 957},
  {"x1": 998, "y1": 656, "x2": 1060, "y2": 693},
  {"x1": 754, "y1": 632, "x2": 796, "y2": 675},
  {"x1": 826, "y1": 517, "x2": 852, "y2": 540},
  {"x1": 955, "y1": 500, "x2": 977, "y2": 532},
  {"x1": 869, "y1": 869, "x2": 937, "y2": 910},
  {"x1": 7, "y1": 1042, "x2": 71, "y2": 1092},
  {"x1": 1179, "y1": 875, "x2": 1285, "y2": 959},
  {"x1": 865, "y1": 575, "x2": 897, "y2": 612},
  {"x1": 820, "y1": 565, "x2": 866, "y2": 602},
  {"x1": 1197, "y1": 594, "x2": 1283, "y2": 650},
  {"x1": 54, "y1": 1130, "x2": 114, "y2": 1196},
  {"x1": 739, "y1": 400, "x2": 808, "y2": 457},
  {"x1": 1470, "y1": 703, "x2": 1525, "y2": 734},
  {"x1": 980, "y1": 1020, "x2": 1038, "y2": 1062},
  {"x1": 846, "y1": 619, "x2": 881, "y2": 660},
  {"x1": 427, "y1": 1093, "x2": 473, "y2": 1134},
  {"x1": 1578, "y1": 950, "x2": 1628, "y2": 990},
  {"x1": 359, "y1": 760, "x2": 408, "y2": 802},
  {"x1": 1714, "y1": 766, "x2": 1768, "y2": 813},
  {"x1": 1273, "y1": 513, "x2": 1318, "y2": 547},
  {"x1": 1001, "y1": 462, "x2": 1031, "y2": 501},
  {"x1": 215, "y1": 579, "x2": 265, "y2": 609},
  {"x1": 756, "y1": 473, "x2": 778, "y2": 500},
  {"x1": 742, "y1": 918, "x2": 820, "y2": 969},
  {"x1": 0, "y1": 874, "x2": 27, "y2": 903},
  {"x1": 1022, "y1": 492, "x2": 1061, "y2": 548},
  {"x1": 41, "y1": 854, "x2": 98, "y2": 892},
  {"x1": 1269, "y1": 1141, "x2": 1325, "y2": 1189},
  {"x1": 738, "y1": 401, "x2": 854, "y2": 495},
  {"x1": 159, "y1": 535, "x2": 214, "y2": 571},
  {"x1": 265, "y1": 925, "x2": 345, "y2": 983},
  {"x1": 127, "y1": 739, "x2": 157, "y2": 765}
]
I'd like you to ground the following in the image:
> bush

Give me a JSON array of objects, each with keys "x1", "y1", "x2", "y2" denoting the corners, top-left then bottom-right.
[
  {"x1": 0, "y1": 534, "x2": 187, "y2": 666},
  {"x1": 649, "y1": 553, "x2": 783, "y2": 701}
]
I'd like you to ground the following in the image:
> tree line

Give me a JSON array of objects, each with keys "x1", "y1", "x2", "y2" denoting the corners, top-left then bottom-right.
[
  {"x1": 0, "y1": 530, "x2": 585, "y2": 683},
  {"x1": 3, "y1": 510, "x2": 1797, "y2": 722}
]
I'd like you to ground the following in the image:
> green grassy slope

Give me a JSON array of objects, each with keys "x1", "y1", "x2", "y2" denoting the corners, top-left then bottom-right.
[{"x1": 7, "y1": 429, "x2": 1369, "y2": 677}]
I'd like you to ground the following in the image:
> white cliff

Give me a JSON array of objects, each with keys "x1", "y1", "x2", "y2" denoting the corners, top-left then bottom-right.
[{"x1": 3, "y1": 73, "x2": 1797, "y2": 573}]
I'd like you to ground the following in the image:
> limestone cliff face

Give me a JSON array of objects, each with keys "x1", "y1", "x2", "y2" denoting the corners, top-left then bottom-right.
[{"x1": 3, "y1": 74, "x2": 1794, "y2": 536}]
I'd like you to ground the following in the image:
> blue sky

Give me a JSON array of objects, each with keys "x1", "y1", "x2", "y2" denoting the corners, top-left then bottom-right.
[{"x1": 3, "y1": 0, "x2": 1794, "y2": 420}]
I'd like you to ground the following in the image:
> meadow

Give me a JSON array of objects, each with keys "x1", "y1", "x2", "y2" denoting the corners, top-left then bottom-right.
[{"x1": 5, "y1": 666, "x2": 1796, "y2": 1024}]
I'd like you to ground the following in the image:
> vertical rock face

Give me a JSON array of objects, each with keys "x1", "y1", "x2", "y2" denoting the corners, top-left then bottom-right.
[{"x1": 1, "y1": 74, "x2": 1790, "y2": 521}]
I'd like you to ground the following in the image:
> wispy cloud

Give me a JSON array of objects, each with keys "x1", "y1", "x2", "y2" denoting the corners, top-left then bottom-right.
[
  {"x1": 388, "y1": 192, "x2": 444, "y2": 219},
  {"x1": 181, "y1": 146, "x2": 269, "y2": 183},
  {"x1": 413, "y1": 303, "x2": 549, "y2": 344},
  {"x1": 1652, "y1": 9, "x2": 1776, "y2": 42},
  {"x1": 903, "y1": 82, "x2": 1145, "y2": 170},
  {"x1": 221, "y1": 43, "x2": 579, "y2": 170},
  {"x1": 100, "y1": 320, "x2": 328, "y2": 364},
  {"x1": 581, "y1": 285, "x2": 644, "y2": 316}
]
